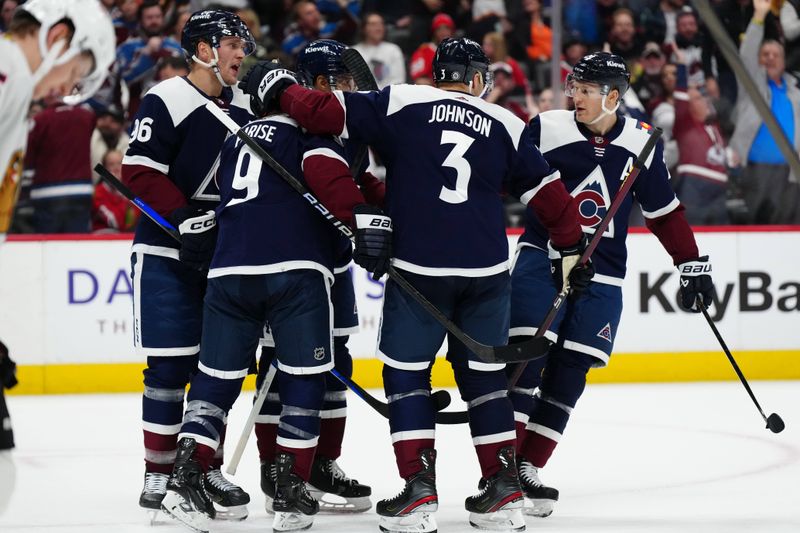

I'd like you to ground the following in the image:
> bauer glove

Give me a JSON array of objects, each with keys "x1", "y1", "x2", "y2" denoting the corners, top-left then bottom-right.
[
  {"x1": 677, "y1": 255, "x2": 714, "y2": 311},
  {"x1": 353, "y1": 204, "x2": 392, "y2": 280},
  {"x1": 548, "y1": 234, "x2": 595, "y2": 298},
  {"x1": 170, "y1": 206, "x2": 218, "y2": 271},
  {"x1": 239, "y1": 61, "x2": 297, "y2": 117}
]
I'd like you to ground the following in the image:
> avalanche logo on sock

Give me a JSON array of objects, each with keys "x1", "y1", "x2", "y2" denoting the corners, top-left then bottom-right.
[{"x1": 572, "y1": 165, "x2": 614, "y2": 238}]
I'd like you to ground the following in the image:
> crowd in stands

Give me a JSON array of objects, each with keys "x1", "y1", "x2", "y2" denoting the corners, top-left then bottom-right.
[{"x1": 3, "y1": 0, "x2": 799, "y2": 234}]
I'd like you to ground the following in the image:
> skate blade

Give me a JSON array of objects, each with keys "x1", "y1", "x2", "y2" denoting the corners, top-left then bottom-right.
[
  {"x1": 144, "y1": 509, "x2": 162, "y2": 526},
  {"x1": 212, "y1": 502, "x2": 248, "y2": 521},
  {"x1": 523, "y1": 498, "x2": 554, "y2": 518},
  {"x1": 272, "y1": 510, "x2": 314, "y2": 531},
  {"x1": 469, "y1": 508, "x2": 525, "y2": 531},
  {"x1": 161, "y1": 491, "x2": 212, "y2": 533},
  {"x1": 378, "y1": 511, "x2": 438, "y2": 533},
  {"x1": 308, "y1": 488, "x2": 372, "y2": 513},
  {"x1": 265, "y1": 494, "x2": 275, "y2": 515}
]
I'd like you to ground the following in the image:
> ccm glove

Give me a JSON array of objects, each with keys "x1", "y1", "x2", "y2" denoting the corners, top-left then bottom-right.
[
  {"x1": 548, "y1": 234, "x2": 595, "y2": 298},
  {"x1": 170, "y1": 206, "x2": 218, "y2": 271},
  {"x1": 238, "y1": 61, "x2": 297, "y2": 117},
  {"x1": 677, "y1": 255, "x2": 714, "y2": 312},
  {"x1": 353, "y1": 204, "x2": 392, "y2": 280}
]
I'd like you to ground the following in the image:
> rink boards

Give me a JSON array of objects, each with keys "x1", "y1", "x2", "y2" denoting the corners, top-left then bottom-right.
[{"x1": 1, "y1": 227, "x2": 799, "y2": 394}]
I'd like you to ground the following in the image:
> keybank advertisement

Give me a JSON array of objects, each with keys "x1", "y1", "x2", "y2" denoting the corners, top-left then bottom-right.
[{"x1": 0, "y1": 231, "x2": 798, "y2": 366}]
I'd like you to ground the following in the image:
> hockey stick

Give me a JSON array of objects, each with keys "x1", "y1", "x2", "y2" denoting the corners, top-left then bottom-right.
[
  {"x1": 227, "y1": 361, "x2": 277, "y2": 474},
  {"x1": 92, "y1": 164, "x2": 447, "y2": 422},
  {"x1": 697, "y1": 299, "x2": 785, "y2": 433},
  {"x1": 341, "y1": 48, "x2": 378, "y2": 181},
  {"x1": 203, "y1": 101, "x2": 550, "y2": 365}
]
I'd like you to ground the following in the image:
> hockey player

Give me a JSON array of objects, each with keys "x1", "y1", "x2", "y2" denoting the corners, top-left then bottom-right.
[
  {"x1": 254, "y1": 39, "x2": 383, "y2": 515},
  {"x1": 244, "y1": 37, "x2": 590, "y2": 533},
  {"x1": 122, "y1": 9, "x2": 254, "y2": 519},
  {"x1": 507, "y1": 53, "x2": 716, "y2": 517},
  {"x1": 1, "y1": 0, "x2": 114, "y2": 245},
  {"x1": 160, "y1": 63, "x2": 388, "y2": 533}
]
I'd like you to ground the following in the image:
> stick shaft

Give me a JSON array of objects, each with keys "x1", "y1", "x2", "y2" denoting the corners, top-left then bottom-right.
[{"x1": 225, "y1": 363, "x2": 277, "y2": 475}]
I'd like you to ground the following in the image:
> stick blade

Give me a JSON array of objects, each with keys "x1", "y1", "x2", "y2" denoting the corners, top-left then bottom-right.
[
  {"x1": 766, "y1": 413, "x2": 785, "y2": 433},
  {"x1": 492, "y1": 337, "x2": 552, "y2": 363},
  {"x1": 342, "y1": 48, "x2": 379, "y2": 91}
]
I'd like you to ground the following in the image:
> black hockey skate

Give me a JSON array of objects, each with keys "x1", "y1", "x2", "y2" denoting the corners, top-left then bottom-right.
[
  {"x1": 139, "y1": 471, "x2": 169, "y2": 524},
  {"x1": 517, "y1": 458, "x2": 559, "y2": 518},
  {"x1": 160, "y1": 438, "x2": 215, "y2": 533},
  {"x1": 308, "y1": 455, "x2": 372, "y2": 513},
  {"x1": 465, "y1": 447, "x2": 524, "y2": 531},
  {"x1": 261, "y1": 460, "x2": 277, "y2": 514},
  {"x1": 377, "y1": 449, "x2": 438, "y2": 533},
  {"x1": 272, "y1": 452, "x2": 319, "y2": 532},
  {"x1": 205, "y1": 468, "x2": 250, "y2": 520}
]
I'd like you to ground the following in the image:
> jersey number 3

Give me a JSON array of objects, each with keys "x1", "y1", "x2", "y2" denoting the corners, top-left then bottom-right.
[{"x1": 438, "y1": 130, "x2": 474, "y2": 205}]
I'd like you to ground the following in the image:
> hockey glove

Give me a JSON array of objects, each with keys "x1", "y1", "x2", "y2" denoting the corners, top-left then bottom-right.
[
  {"x1": 239, "y1": 61, "x2": 297, "y2": 117},
  {"x1": 677, "y1": 256, "x2": 714, "y2": 312},
  {"x1": 353, "y1": 204, "x2": 392, "y2": 280},
  {"x1": 0, "y1": 340, "x2": 17, "y2": 390},
  {"x1": 548, "y1": 235, "x2": 595, "y2": 298},
  {"x1": 170, "y1": 206, "x2": 218, "y2": 271}
]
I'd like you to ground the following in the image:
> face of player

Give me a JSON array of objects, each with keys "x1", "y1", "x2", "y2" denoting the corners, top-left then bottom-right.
[
  {"x1": 569, "y1": 80, "x2": 616, "y2": 124},
  {"x1": 33, "y1": 52, "x2": 94, "y2": 100},
  {"x1": 210, "y1": 36, "x2": 247, "y2": 86},
  {"x1": 313, "y1": 73, "x2": 355, "y2": 93}
]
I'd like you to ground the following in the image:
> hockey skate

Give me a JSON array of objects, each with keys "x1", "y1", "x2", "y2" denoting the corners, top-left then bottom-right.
[
  {"x1": 261, "y1": 460, "x2": 277, "y2": 514},
  {"x1": 272, "y1": 452, "x2": 319, "y2": 532},
  {"x1": 205, "y1": 468, "x2": 249, "y2": 520},
  {"x1": 376, "y1": 449, "x2": 438, "y2": 533},
  {"x1": 160, "y1": 438, "x2": 215, "y2": 533},
  {"x1": 466, "y1": 447, "x2": 524, "y2": 531},
  {"x1": 139, "y1": 471, "x2": 168, "y2": 524},
  {"x1": 517, "y1": 458, "x2": 559, "y2": 518},
  {"x1": 308, "y1": 456, "x2": 372, "y2": 513}
]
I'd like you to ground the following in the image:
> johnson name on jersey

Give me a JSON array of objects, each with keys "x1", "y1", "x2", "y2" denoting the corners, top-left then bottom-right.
[
  {"x1": 333, "y1": 84, "x2": 559, "y2": 276},
  {"x1": 122, "y1": 75, "x2": 253, "y2": 253},
  {"x1": 520, "y1": 109, "x2": 676, "y2": 285}
]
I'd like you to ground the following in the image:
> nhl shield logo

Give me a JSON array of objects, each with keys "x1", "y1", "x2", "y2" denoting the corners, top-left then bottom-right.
[
  {"x1": 314, "y1": 347, "x2": 325, "y2": 360},
  {"x1": 596, "y1": 323, "x2": 612, "y2": 343}
]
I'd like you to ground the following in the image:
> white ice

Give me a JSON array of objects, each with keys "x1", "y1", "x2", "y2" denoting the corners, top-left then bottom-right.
[{"x1": 1, "y1": 381, "x2": 799, "y2": 532}]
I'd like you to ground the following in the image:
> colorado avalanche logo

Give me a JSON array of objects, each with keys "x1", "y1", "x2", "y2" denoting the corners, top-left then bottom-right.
[
  {"x1": 572, "y1": 166, "x2": 614, "y2": 237},
  {"x1": 596, "y1": 323, "x2": 613, "y2": 343}
]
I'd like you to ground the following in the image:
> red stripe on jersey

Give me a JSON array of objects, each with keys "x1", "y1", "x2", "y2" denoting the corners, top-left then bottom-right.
[
  {"x1": 303, "y1": 154, "x2": 366, "y2": 227},
  {"x1": 280, "y1": 84, "x2": 346, "y2": 136},
  {"x1": 529, "y1": 180, "x2": 583, "y2": 248},
  {"x1": 121, "y1": 163, "x2": 187, "y2": 217},
  {"x1": 645, "y1": 203, "x2": 700, "y2": 265}
]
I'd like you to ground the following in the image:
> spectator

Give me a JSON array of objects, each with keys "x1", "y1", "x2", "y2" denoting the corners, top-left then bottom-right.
[
  {"x1": 143, "y1": 55, "x2": 190, "y2": 94},
  {"x1": 560, "y1": 38, "x2": 589, "y2": 84},
  {"x1": 730, "y1": 0, "x2": 800, "y2": 224},
  {"x1": 115, "y1": 0, "x2": 183, "y2": 118},
  {"x1": 352, "y1": 12, "x2": 407, "y2": 88},
  {"x1": 482, "y1": 32, "x2": 532, "y2": 97},
  {"x1": 563, "y1": 0, "x2": 601, "y2": 45},
  {"x1": 640, "y1": 0, "x2": 686, "y2": 46},
  {"x1": 113, "y1": 0, "x2": 140, "y2": 45},
  {"x1": 486, "y1": 62, "x2": 529, "y2": 122},
  {"x1": 672, "y1": 64, "x2": 731, "y2": 225},
  {"x1": 669, "y1": 8, "x2": 712, "y2": 87},
  {"x1": 634, "y1": 42, "x2": 668, "y2": 112},
  {"x1": 26, "y1": 103, "x2": 97, "y2": 234},
  {"x1": 520, "y1": 0, "x2": 553, "y2": 91},
  {"x1": 651, "y1": 63, "x2": 680, "y2": 169},
  {"x1": 606, "y1": 8, "x2": 643, "y2": 65},
  {"x1": 0, "y1": 0, "x2": 19, "y2": 34},
  {"x1": 92, "y1": 150, "x2": 139, "y2": 233},
  {"x1": 361, "y1": 0, "x2": 415, "y2": 54},
  {"x1": 282, "y1": 0, "x2": 357, "y2": 57},
  {"x1": 464, "y1": 0, "x2": 509, "y2": 44},
  {"x1": 409, "y1": 13, "x2": 455, "y2": 85},
  {"x1": 781, "y1": 0, "x2": 800, "y2": 74},
  {"x1": 90, "y1": 105, "x2": 129, "y2": 179}
]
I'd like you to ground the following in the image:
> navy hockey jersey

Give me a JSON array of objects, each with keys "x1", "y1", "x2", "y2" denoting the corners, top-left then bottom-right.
[
  {"x1": 122, "y1": 76, "x2": 253, "y2": 254},
  {"x1": 520, "y1": 110, "x2": 678, "y2": 284},
  {"x1": 210, "y1": 115, "x2": 352, "y2": 280},
  {"x1": 287, "y1": 84, "x2": 563, "y2": 276}
]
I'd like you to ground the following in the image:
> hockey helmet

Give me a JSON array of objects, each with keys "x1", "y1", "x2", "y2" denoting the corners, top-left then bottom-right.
[
  {"x1": 19, "y1": 0, "x2": 115, "y2": 104},
  {"x1": 433, "y1": 37, "x2": 491, "y2": 90},
  {"x1": 181, "y1": 10, "x2": 256, "y2": 60},
  {"x1": 566, "y1": 52, "x2": 630, "y2": 98},
  {"x1": 296, "y1": 39, "x2": 353, "y2": 90}
]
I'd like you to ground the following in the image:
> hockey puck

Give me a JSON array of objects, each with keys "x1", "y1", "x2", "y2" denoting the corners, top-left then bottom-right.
[
  {"x1": 766, "y1": 413, "x2": 785, "y2": 433},
  {"x1": 432, "y1": 390, "x2": 452, "y2": 411}
]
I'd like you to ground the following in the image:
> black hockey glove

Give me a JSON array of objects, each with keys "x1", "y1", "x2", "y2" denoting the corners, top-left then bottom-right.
[
  {"x1": 0, "y1": 340, "x2": 18, "y2": 390},
  {"x1": 548, "y1": 234, "x2": 595, "y2": 298},
  {"x1": 170, "y1": 206, "x2": 218, "y2": 271},
  {"x1": 239, "y1": 61, "x2": 297, "y2": 117},
  {"x1": 677, "y1": 256, "x2": 714, "y2": 312},
  {"x1": 353, "y1": 204, "x2": 392, "y2": 280}
]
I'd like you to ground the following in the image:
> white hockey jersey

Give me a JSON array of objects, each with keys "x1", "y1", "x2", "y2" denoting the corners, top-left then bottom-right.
[{"x1": 0, "y1": 38, "x2": 36, "y2": 241}]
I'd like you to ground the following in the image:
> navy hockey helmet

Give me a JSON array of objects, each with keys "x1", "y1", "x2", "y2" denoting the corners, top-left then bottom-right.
[
  {"x1": 181, "y1": 10, "x2": 256, "y2": 61},
  {"x1": 433, "y1": 37, "x2": 490, "y2": 89},
  {"x1": 295, "y1": 39, "x2": 352, "y2": 90},
  {"x1": 566, "y1": 52, "x2": 630, "y2": 97}
]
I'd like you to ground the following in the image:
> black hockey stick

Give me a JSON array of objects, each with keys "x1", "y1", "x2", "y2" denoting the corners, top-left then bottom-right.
[
  {"x1": 203, "y1": 101, "x2": 551, "y2": 365},
  {"x1": 697, "y1": 299, "x2": 785, "y2": 433},
  {"x1": 341, "y1": 48, "x2": 378, "y2": 181},
  {"x1": 92, "y1": 164, "x2": 447, "y2": 422}
]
